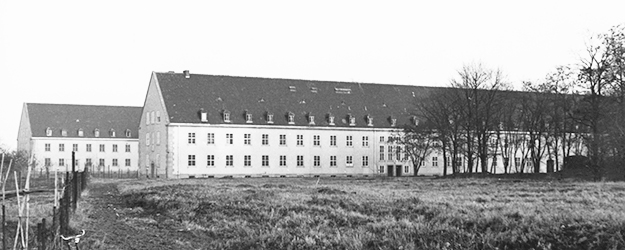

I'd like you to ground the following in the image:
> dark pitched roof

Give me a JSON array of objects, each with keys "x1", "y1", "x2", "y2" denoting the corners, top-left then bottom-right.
[
  {"x1": 155, "y1": 72, "x2": 446, "y2": 128},
  {"x1": 26, "y1": 103, "x2": 142, "y2": 138}
]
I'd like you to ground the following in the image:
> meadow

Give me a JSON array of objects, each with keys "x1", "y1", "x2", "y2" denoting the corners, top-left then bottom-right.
[{"x1": 93, "y1": 177, "x2": 625, "y2": 250}]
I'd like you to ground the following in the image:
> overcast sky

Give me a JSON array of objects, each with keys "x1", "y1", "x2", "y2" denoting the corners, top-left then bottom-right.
[{"x1": 1, "y1": 1, "x2": 624, "y2": 150}]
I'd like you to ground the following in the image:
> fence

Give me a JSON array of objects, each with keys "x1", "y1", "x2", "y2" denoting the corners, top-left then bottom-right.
[{"x1": 1, "y1": 152, "x2": 89, "y2": 250}]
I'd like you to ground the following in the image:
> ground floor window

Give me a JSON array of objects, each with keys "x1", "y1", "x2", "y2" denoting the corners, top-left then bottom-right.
[
  {"x1": 404, "y1": 165, "x2": 410, "y2": 174},
  {"x1": 362, "y1": 156, "x2": 369, "y2": 167},
  {"x1": 330, "y1": 156, "x2": 337, "y2": 167},
  {"x1": 226, "y1": 155, "x2": 233, "y2": 166},
  {"x1": 379, "y1": 165, "x2": 384, "y2": 173},
  {"x1": 244, "y1": 155, "x2": 251, "y2": 167},
  {"x1": 313, "y1": 156, "x2": 320, "y2": 167},
  {"x1": 125, "y1": 159, "x2": 131, "y2": 167},
  {"x1": 346, "y1": 156, "x2": 353, "y2": 167},
  {"x1": 207, "y1": 155, "x2": 214, "y2": 167},
  {"x1": 280, "y1": 155, "x2": 287, "y2": 167},
  {"x1": 262, "y1": 155, "x2": 269, "y2": 167},
  {"x1": 188, "y1": 155, "x2": 195, "y2": 166},
  {"x1": 297, "y1": 155, "x2": 304, "y2": 167},
  {"x1": 112, "y1": 159, "x2": 118, "y2": 167}
]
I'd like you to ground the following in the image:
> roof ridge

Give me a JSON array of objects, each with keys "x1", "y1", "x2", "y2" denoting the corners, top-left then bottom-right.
[{"x1": 26, "y1": 102, "x2": 142, "y2": 108}]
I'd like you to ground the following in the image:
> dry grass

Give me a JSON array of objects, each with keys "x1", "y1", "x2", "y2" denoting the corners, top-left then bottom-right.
[{"x1": 116, "y1": 177, "x2": 625, "y2": 249}]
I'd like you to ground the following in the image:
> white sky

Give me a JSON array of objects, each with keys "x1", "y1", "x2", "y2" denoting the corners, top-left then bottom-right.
[{"x1": 1, "y1": 1, "x2": 624, "y2": 150}]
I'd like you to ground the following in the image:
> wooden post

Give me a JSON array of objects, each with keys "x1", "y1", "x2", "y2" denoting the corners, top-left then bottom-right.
[
  {"x1": 2, "y1": 160, "x2": 11, "y2": 203},
  {"x1": 72, "y1": 152, "x2": 77, "y2": 211}
]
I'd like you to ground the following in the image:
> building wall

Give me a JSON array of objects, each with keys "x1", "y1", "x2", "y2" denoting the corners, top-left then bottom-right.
[
  {"x1": 29, "y1": 137, "x2": 138, "y2": 172},
  {"x1": 16, "y1": 103, "x2": 32, "y2": 153},
  {"x1": 139, "y1": 72, "x2": 170, "y2": 178}
]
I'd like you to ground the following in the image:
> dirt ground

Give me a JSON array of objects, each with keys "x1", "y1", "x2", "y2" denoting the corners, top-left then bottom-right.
[{"x1": 75, "y1": 180, "x2": 203, "y2": 250}]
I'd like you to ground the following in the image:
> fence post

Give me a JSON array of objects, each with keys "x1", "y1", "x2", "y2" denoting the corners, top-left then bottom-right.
[{"x1": 72, "y1": 152, "x2": 77, "y2": 211}]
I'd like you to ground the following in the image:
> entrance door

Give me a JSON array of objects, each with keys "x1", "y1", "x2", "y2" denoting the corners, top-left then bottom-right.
[
  {"x1": 387, "y1": 165, "x2": 394, "y2": 177},
  {"x1": 150, "y1": 162, "x2": 156, "y2": 178},
  {"x1": 395, "y1": 165, "x2": 402, "y2": 177}
]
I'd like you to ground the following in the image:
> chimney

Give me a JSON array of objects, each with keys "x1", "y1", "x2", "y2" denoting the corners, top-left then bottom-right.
[{"x1": 183, "y1": 70, "x2": 190, "y2": 79}]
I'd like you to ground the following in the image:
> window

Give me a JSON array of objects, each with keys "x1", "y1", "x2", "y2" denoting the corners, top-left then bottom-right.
[
  {"x1": 328, "y1": 115, "x2": 335, "y2": 125},
  {"x1": 432, "y1": 157, "x2": 438, "y2": 167},
  {"x1": 279, "y1": 134, "x2": 286, "y2": 145},
  {"x1": 308, "y1": 115, "x2": 315, "y2": 125},
  {"x1": 125, "y1": 144, "x2": 131, "y2": 152},
  {"x1": 74, "y1": 159, "x2": 79, "y2": 167},
  {"x1": 396, "y1": 146, "x2": 402, "y2": 160},
  {"x1": 380, "y1": 136, "x2": 385, "y2": 143},
  {"x1": 125, "y1": 159, "x2": 131, "y2": 167},
  {"x1": 262, "y1": 134, "x2": 269, "y2": 145},
  {"x1": 45, "y1": 143, "x2": 50, "y2": 152},
  {"x1": 188, "y1": 155, "x2": 196, "y2": 166},
  {"x1": 86, "y1": 144, "x2": 92, "y2": 152},
  {"x1": 367, "y1": 115, "x2": 373, "y2": 126},
  {"x1": 157, "y1": 132, "x2": 160, "y2": 145},
  {"x1": 146, "y1": 133, "x2": 150, "y2": 146},
  {"x1": 244, "y1": 155, "x2": 251, "y2": 167},
  {"x1": 223, "y1": 110, "x2": 231, "y2": 122},
  {"x1": 146, "y1": 112, "x2": 150, "y2": 125},
  {"x1": 78, "y1": 129, "x2": 84, "y2": 137},
  {"x1": 297, "y1": 135, "x2": 303, "y2": 146},
  {"x1": 267, "y1": 113, "x2": 274, "y2": 124},
  {"x1": 86, "y1": 158, "x2": 92, "y2": 167},
  {"x1": 346, "y1": 156, "x2": 353, "y2": 167},
  {"x1": 297, "y1": 155, "x2": 304, "y2": 167},
  {"x1": 245, "y1": 113, "x2": 253, "y2": 123},
  {"x1": 207, "y1": 133, "x2": 215, "y2": 144},
  {"x1": 288, "y1": 112, "x2": 295, "y2": 124},
  {"x1": 226, "y1": 155, "x2": 233, "y2": 166},
  {"x1": 314, "y1": 156, "x2": 320, "y2": 167},
  {"x1": 99, "y1": 159, "x2": 105, "y2": 167},
  {"x1": 112, "y1": 159, "x2": 118, "y2": 167},
  {"x1": 279, "y1": 155, "x2": 287, "y2": 167},
  {"x1": 207, "y1": 155, "x2": 214, "y2": 167},
  {"x1": 99, "y1": 144, "x2": 105, "y2": 152},
  {"x1": 156, "y1": 111, "x2": 161, "y2": 123},
  {"x1": 346, "y1": 135, "x2": 353, "y2": 147},
  {"x1": 145, "y1": 155, "x2": 149, "y2": 167},
  {"x1": 362, "y1": 156, "x2": 369, "y2": 167},
  {"x1": 110, "y1": 129, "x2": 116, "y2": 137},
  {"x1": 404, "y1": 165, "x2": 410, "y2": 174},
  {"x1": 45, "y1": 158, "x2": 51, "y2": 167},
  {"x1": 349, "y1": 115, "x2": 356, "y2": 126},
  {"x1": 61, "y1": 130, "x2": 67, "y2": 136},
  {"x1": 95, "y1": 129, "x2": 100, "y2": 137},
  {"x1": 380, "y1": 146, "x2": 385, "y2": 160},
  {"x1": 125, "y1": 129, "x2": 131, "y2": 137},
  {"x1": 151, "y1": 111, "x2": 156, "y2": 124},
  {"x1": 404, "y1": 146, "x2": 409, "y2": 161},
  {"x1": 330, "y1": 156, "x2": 337, "y2": 167},
  {"x1": 226, "y1": 134, "x2": 233, "y2": 144},
  {"x1": 113, "y1": 144, "x2": 118, "y2": 152},
  {"x1": 313, "y1": 135, "x2": 320, "y2": 146},
  {"x1": 388, "y1": 146, "x2": 393, "y2": 161},
  {"x1": 244, "y1": 134, "x2": 251, "y2": 145},
  {"x1": 330, "y1": 135, "x2": 336, "y2": 146},
  {"x1": 379, "y1": 165, "x2": 385, "y2": 173},
  {"x1": 515, "y1": 157, "x2": 521, "y2": 168},
  {"x1": 73, "y1": 144, "x2": 78, "y2": 152},
  {"x1": 188, "y1": 133, "x2": 196, "y2": 144},
  {"x1": 59, "y1": 159, "x2": 65, "y2": 166},
  {"x1": 59, "y1": 144, "x2": 65, "y2": 152},
  {"x1": 46, "y1": 127, "x2": 52, "y2": 136},
  {"x1": 362, "y1": 136, "x2": 369, "y2": 147},
  {"x1": 262, "y1": 155, "x2": 269, "y2": 167}
]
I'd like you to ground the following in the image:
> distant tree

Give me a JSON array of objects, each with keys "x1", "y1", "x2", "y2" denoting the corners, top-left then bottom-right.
[{"x1": 395, "y1": 123, "x2": 438, "y2": 176}]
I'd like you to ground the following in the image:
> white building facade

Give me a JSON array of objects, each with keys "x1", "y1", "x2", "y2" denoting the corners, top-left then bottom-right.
[{"x1": 17, "y1": 103, "x2": 142, "y2": 173}]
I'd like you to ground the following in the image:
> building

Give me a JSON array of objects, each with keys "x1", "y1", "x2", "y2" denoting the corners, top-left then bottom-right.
[
  {"x1": 17, "y1": 103, "x2": 142, "y2": 173},
  {"x1": 140, "y1": 71, "x2": 454, "y2": 178}
]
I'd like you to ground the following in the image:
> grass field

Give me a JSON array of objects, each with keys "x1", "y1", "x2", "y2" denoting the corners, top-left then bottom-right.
[{"x1": 93, "y1": 177, "x2": 625, "y2": 250}]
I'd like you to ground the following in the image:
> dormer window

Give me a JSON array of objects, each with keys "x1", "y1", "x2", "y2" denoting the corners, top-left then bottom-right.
[
  {"x1": 308, "y1": 114, "x2": 315, "y2": 125},
  {"x1": 287, "y1": 112, "x2": 295, "y2": 124},
  {"x1": 245, "y1": 112, "x2": 253, "y2": 123},
  {"x1": 223, "y1": 110, "x2": 231, "y2": 123},
  {"x1": 289, "y1": 86, "x2": 296, "y2": 92},
  {"x1": 348, "y1": 115, "x2": 356, "y2": 126},
  {"x1": 328, "y1": 114, "x2": 335, "y2": 126},
  {"x1": 390, "y1": 117, "x2": 397, "y2": 127},
  {"x1": 94, "y1": 129, "x2": 100, "y2": 137},
  {"x1": 412, "y1": 116, "x2": 419, "y2": 126},
  {"x1": 125, "y1": 129, "x2": 132, "y2": 137},
  {"x1": 61, "y1": 129, "x2": 67, "y2": 137},
  {"x1": 267, "y1": 112, "x2": 274, "y2": 124},
  {"x1": 366, "y1": 115, "x2": 373, "y2": 126},
  {"x1": 310, "y1": 87, "x2": 318, "y2": 93},
  {"x1": 78, "y1": 129, "x2": 84, "y2": 137},
  {"x1": 110, "y1": 129, "x2": 116, "y2": 137},
  {"x1": 335, "y1": 87, "x2": 352, "y2": 94},
  {"x1": 46, "y1": 127, "x2": 52, "y2": 136},
  {"x1": 200, "y1": 109, "x2": 208, "y2": 122}
]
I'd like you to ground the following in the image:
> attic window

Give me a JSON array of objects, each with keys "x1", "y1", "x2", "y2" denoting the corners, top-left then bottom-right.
[
  {"x1": 200, "y1": 109, "x2": 208, "y2": 123},
  {"x1": 390, "y1": 118, "x2": 397, "y2": 127},
  {"x1": 156, "y1": 111, "x2": 161, "y2": 123},
  {"x1": 308, "y1": 115, "x2": 315, "y2": 125},
  {"x1": 110, "y1": 129, "x2": 116, "y2": 137},
  {"x1": 310, "y1": 87, "x2": 318, "y2": 93},
  {"x1": 289, "y1": 86, "x2": 297, "y2": 92},
  {"x1": 223, "y1": 110, "x2": 231, "y2": 123},
  {"x1": 61, "y1": 129, "x2": 67, "y2": 137},
  {"x1": 125, "y1": 129, "x2": 132, "y2": 137},
  {"x1": 348, "y1": 115, "x2": 356, "y2": 126},
  {"x1": 367, "y1": 115, "x2": 373, "y2": 126},
  {"x1": 245, "y1": 112, "x2": 253, "y2": 123},
  {"x1": 46, "y1": 127, "x2": 52, "y2": 136},
  {"x1": 412, "y1": 116, "x2": 419, "y2": 126},
  {"x1": 267, "y1": 113, "x2": 274, "y2": 124},
  {"x1": 328, "y1": 114, "x2": 335, "y2": 125},
  {"x1": 335, "y1": 87, "x2": 352, "y2": 94},
  {"x1": 287, "y1": 112, "x2": 295, "y2": 124},
  {"x1": 94, "y1": 129, "x2": 100, "y2": 137},
  {"x1": 78, "y1": 129, "x2": 84, "y2": 137}
]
